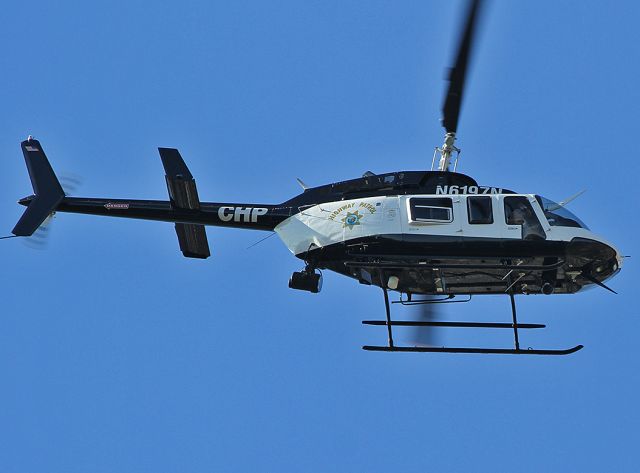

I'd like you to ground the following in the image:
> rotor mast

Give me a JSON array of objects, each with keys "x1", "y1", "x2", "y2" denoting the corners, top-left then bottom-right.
[
  {"x1": 434, "y1": 0, "x2": 482, "y2": 172},
  {"x1": 435, "y1": 132, "x2": 459, "y2": 171}
]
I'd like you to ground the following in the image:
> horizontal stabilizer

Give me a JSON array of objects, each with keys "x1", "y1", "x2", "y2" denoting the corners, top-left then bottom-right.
[
  {"x1": 159, "y1": 147, "x2": 200, "y2": 210},
  {"x1": 13, "y1": 138, "x2": 65, "y2": 236},
  {"x1": 175, "y1": 223, "x2": 210, "y2": 259},
  {"x1": 159, "y1": 147, "x2": 193, "y2": 180},
  {"x1": 158, "y1": 147, "x2": 211, "y2": 258}
]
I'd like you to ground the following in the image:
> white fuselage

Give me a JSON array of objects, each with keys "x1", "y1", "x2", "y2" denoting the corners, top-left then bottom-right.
[{"x1": 275, "y1": 193, "x2": 622, "y2": 269}]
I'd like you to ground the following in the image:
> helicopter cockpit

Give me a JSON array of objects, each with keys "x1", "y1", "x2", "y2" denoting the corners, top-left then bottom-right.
[{"x1": 535, "y1": 195, "x2": 589, "y2": 230}]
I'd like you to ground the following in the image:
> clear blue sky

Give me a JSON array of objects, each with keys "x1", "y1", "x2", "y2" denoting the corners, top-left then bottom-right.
[{"x1": 0, "y1": 1, "x2": 638, "y2": 471}]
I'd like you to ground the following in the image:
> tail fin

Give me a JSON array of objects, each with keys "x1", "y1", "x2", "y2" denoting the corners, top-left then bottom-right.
[{"x1": 12, "y1": 138, "x2": 65, "y2": 236}]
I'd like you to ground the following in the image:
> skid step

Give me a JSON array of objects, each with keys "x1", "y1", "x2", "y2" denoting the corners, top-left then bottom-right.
[
  {"x1": 362, "y1": 320, "x2": 545, "y2": 329},
  {"x1": 362, "y1": 345, "x2": 583, "y2": 355}
]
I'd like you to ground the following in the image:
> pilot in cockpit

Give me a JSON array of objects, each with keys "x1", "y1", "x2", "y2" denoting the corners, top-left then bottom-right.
[{"x1": 506, "y1": 198, "x2": 545, "y2": 240}]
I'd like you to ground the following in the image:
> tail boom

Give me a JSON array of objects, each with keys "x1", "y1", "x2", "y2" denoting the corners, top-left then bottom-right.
[{"x1": 48, "y1": 197, "x2": 288, "y2": 231}]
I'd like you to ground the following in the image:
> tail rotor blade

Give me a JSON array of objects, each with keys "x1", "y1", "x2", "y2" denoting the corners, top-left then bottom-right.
[
  {"x1": 59, "y1": 173, "x2": 84, "y2": 196},
  {"x1": 22, "y1": 213, "x2": 55, "y2": 250}
]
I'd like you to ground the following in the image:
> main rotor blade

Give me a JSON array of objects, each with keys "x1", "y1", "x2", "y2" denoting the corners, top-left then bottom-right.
[
  {"x1": 441, "y1": 0, "x2": 484, "y2": 135},
  {"x1": 409, "y1": 298, "x2": 442, "y2": 348}
]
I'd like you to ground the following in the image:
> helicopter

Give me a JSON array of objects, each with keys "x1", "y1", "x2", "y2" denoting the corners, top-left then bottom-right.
[{"x1": 11, "y1": 0, "x2": 622, "y2": 355}]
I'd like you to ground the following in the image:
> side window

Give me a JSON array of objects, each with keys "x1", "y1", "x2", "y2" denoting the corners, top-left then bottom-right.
[
  {"x1": 467, "y1": 196, "x2": 493, "y2": 224},
  {"x1": 504, "y1": 196, "x2": 546, "y2": 240},
  {"x1": 409, "y1": 197, "x2": 453, "y2": 223}
]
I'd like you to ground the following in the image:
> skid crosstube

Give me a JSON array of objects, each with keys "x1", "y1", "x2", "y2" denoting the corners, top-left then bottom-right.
[{"x1": 362, "y1": 345, "x2": 584, "y2": 355}]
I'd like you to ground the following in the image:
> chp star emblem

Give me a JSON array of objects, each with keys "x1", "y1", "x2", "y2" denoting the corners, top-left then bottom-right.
[{"x1": 341, "y1": 210, "x2": 363, "y2": 229}]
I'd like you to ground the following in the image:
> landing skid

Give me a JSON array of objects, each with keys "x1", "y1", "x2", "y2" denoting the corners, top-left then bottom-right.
[
  {"x1": 362, "y1": 345, "x2": 583, "y2": 355},
  {"x1": 364, "y1": 289, "x2": 582, "y2": 356}
]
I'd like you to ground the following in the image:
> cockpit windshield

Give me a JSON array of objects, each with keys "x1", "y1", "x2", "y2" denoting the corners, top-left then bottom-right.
[{"x1": 535, "y1": 196, "x2": 589, "y2": 230}]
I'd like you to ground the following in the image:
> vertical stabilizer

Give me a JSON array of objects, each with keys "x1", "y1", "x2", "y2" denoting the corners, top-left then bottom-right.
[{"x1": 13, "y1": 138, "x2": 65, "y2": 236}]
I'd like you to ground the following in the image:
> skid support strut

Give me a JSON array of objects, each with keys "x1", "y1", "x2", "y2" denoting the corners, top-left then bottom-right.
[
  {"x1": 382, "y1": 288, "x2": 394, "y2": 348},
  {"x1": 510, "y1": 293, "x2": 520, "y2": 350}
]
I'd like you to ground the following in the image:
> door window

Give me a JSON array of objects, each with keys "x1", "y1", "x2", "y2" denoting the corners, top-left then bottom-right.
[
  {"x1": 409, "y1": 197, "x2": 453, "y2": 223},
  {"x1": 504, "y1": 196, "x2": 546, "y2": 240},
  {"x1": 467, "y1": 196, "x2": 493, "y2": 224}
]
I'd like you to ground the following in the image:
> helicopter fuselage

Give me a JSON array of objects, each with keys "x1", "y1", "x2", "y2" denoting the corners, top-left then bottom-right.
[
  {"x1": 24, "y1": 169, "x2": 620, "y2": 297},
  {"x1": 276, "y1": 191, "x2": 621, "y2": 296}
]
